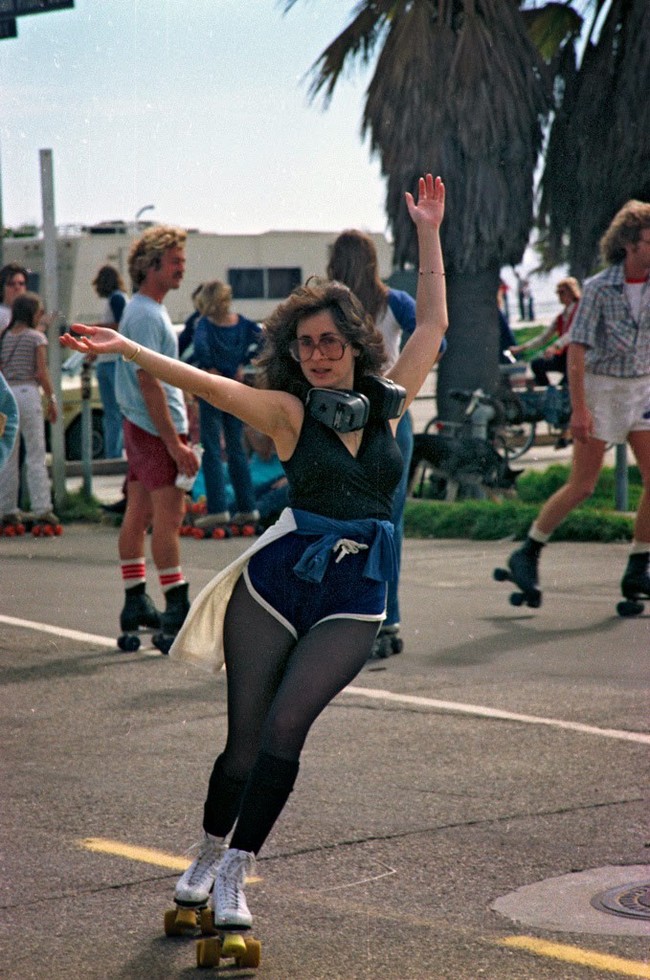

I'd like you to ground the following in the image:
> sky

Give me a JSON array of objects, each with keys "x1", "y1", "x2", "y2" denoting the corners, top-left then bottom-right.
[
  {"x1": 0, "y1": 0, "x2": 388, "y2": 235},
  {"x1": 0, "y1": 0, "x2": 562, "y2": 313}
]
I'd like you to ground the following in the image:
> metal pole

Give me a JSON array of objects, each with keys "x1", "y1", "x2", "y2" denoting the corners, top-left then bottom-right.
[
  {"x1": 39, "y1": 149, "x2": 67, "y2": 507},
  {"x1": 614, "y1": 443, "x2": 628, "y2": 512},
  {"x1": 80, "y1": 359, "x2": 93, "y2": 495}
]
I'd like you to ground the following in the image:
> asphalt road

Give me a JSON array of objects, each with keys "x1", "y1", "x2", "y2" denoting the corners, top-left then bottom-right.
[{"x1": 1, "y1": 523, "x2": 649, "y2": 979}]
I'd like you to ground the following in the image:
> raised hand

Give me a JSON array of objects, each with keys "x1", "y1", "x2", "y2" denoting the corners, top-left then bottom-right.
[
  {"x1": 60, "y1": 323, "x2": 127, "y2": 356},
  {"x1": 405, "y1": 173, "x2": 445, "y2": 229}
]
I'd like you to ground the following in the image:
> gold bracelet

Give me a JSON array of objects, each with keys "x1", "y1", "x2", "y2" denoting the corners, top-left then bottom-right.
[
  {"x1": 418, "y1": 270, "x2": 446, "y2": 276},
  {"x1": 124, "y1": 343, "x2": 141, "y2": 362}
]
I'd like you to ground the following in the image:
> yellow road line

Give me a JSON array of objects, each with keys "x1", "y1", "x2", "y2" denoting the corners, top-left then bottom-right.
[
  {"x1": 80, "y1": 837, "x2": 262, "y2": 882},
  {"x1": 82, "y1": 837, "x2": 191, "y2": 871},
  {"x1": 499, "y1": 936, "x2": 650, "y2": 978}
]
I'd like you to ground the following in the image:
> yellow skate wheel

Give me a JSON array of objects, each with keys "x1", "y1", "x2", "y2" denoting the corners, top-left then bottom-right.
[
  {"x1": 199, "y1": 907, "x2": 216, "y2": 934},
  {"x1": 237, "y1": 937, "x2": 261, "y2": 968},
  {"x1": 164, "y1": 906, "x2": 197, "y2": 936},
  {"x1": 221, "y1": 933, "x2": 247, "y2": 958},
  {"x1": 163, "y1": 908, "x2": 180, "y2": 935},
  {"x1": 175, "y1": 907, "x2": 198, "y2": 931},
  {"x1": 196, "y1": 936, "x2": 221, "y2": 968}
]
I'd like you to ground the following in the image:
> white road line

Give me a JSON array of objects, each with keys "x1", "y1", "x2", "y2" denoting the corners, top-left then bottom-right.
[
  {"x1": 3, "y1": 613, "x2": 648, "y2": 745},
  {"x1": 344, "y1": 686, "x2": 650, "y2": 745},
  {"x1": 0, "y1": 614, "x2": 115, "y2": 647}
]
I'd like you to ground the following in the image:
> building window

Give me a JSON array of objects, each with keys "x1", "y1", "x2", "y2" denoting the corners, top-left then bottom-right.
[
  {"x1": 267, "y1": 267, "x2": 301, "y2": 299},
  {"x1": 228, "y1": 267, "x2": 302, "y2": 301},
  {"x1": 228, "y1": 268, "x2": 264, "y2": 300}
]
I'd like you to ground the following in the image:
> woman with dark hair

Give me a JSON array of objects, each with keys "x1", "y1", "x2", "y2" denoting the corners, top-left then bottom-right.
[
  {"x1": 326, "y1": 229, "x2": 442, "y2": 657},
  {"x1": 0, "y1": 292, "x2": 59, "y2": 527},
  {"x1": 60, "y1": 173, "x2": 447, "y2": 932},
  {"x1": 89, "y1": 264, "x2": 128, "y2": 459}
]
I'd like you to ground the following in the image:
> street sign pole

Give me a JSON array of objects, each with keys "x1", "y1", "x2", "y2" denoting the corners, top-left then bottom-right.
[{"x1": 39, "y1": 148, "x2": 66, "y2": 506}]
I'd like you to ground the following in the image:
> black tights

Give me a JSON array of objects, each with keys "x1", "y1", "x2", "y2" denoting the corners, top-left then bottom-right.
[{"x1": 202, "y1": 576, "x2": 379, "y2": 853}]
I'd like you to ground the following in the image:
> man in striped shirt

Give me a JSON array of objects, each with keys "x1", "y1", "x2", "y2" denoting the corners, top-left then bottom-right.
[{"x1": 500, "y1": 199, "x2": 650, "y2": 608}]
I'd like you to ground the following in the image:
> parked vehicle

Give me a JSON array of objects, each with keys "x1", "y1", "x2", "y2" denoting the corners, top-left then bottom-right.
[{"x1": 45, "y1": 351, "x2": 105, "y2": 460}]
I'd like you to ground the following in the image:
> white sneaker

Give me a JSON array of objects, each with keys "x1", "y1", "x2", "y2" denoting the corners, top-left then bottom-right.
[
  {"x1": 194, "y1": 511, "x2": 231, "y2": 530},
  {"x1": 231, "y1": 510, "x2": 260, "y2": 525},
  {"x1": 212, "y1": 848, "x2": 255, "y2": 928},
  {"x1": 174, "y1": 833, "x2": 227, "y2": 907}
]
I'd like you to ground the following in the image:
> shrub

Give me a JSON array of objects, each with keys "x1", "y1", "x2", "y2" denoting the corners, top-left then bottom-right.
[{"x1": 404, "y1": 466, "x2": 635, "y2": 543}]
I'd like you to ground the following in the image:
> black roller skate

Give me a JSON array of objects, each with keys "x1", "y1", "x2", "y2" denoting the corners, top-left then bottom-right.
[
  {"x1": 117, "y1": 584, "x2": 161, "y2": 651},
  {"x1": 152, "y1": 582, "x2": 190, "y2": 655},
  {"x1": 493, "y1": 537, "x2": 543, "y2": 608},
  {"x1": 369, "y1": 624, "x2": 404, "y2": 661},
  {"x1": 617, "y1": 552, "x2": 650, "y2": 617}
]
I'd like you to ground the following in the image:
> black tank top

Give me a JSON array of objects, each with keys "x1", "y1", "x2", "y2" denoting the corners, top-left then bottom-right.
[{"x1": 283, "y1": 407, "x2": 403, "y2": 522}]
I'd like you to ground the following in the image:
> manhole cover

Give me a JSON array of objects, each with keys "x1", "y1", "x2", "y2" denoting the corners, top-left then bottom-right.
[{"x1": 591, "y1": 881, "x2": 650, "y2": 920}]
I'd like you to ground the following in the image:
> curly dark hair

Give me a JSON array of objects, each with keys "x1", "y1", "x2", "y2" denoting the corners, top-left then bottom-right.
[{"x1": 256, "y1": 279, "x2": 387, "y2": 399}]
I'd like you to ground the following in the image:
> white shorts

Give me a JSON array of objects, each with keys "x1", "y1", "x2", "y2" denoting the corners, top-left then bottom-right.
[{"x1": 584, "y1": 373, "x2": 650, "y2": 443}]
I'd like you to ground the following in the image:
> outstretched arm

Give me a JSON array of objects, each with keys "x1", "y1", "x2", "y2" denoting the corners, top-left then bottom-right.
[
  {"x1": 60, "y1": 325, "x2": 300, "y2": 444},
  {"x1": 388, "y1": 174, "x2": 447, "y2": 411}
]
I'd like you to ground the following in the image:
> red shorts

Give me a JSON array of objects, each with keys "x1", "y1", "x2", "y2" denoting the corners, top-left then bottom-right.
[{"x1": 123, "y1": 419, "x2": 188, "y2": 492}]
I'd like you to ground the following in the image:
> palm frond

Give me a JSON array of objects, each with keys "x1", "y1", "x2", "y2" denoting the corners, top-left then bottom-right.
[
  {"x1": 539, "y1": 0, "x2": 650, "y2": 278},
  {"x1": 300, "y1": 1, "x2": 404, "y2": 106},
  {"x1": 361, "y1": 0, "x2": 550, "y2": 272}
]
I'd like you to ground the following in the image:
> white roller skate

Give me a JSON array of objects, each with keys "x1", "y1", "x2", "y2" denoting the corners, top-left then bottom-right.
[
  {"x1": 212, "y1": 848, "x2": 255, "y2": 928},
  {"x1": 164, "y1": 833, "x2": 227, "y2": 938},
  {"x1": 174, "y1": 833, "x2": 227, "y2": 907}
]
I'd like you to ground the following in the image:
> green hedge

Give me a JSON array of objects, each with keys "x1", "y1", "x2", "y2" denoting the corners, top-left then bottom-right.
[
  {"x1": 58, "y1": 490, "x2": 104, "y2": 523},
  {"x1": 404, "y1": 464, "x2": 637, "y2": 542},
  {"x1": 514, "y1": 463, "x2": 642, "y2": 509}
]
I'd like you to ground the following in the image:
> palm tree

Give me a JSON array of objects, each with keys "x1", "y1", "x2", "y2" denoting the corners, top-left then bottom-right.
[
  {"x1": 284, "y1": 0, "x2": 551, "y2": 418},
  {"x1": 537, "y1": 0, "x2": 650, "y2": 281}
]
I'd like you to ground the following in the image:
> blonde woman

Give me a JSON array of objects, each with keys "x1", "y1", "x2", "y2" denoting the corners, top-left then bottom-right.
[
  {"x1": 193, "y1": 280, "x2": 262, "y2": 531},
  {"x1": 510, "y1": 276, "x2": 582, "y2": 386}
]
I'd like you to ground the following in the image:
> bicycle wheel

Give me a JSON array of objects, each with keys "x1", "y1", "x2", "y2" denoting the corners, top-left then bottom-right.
[{"x1": 496, "y1": 421, "x2": 536, "y2": 461}]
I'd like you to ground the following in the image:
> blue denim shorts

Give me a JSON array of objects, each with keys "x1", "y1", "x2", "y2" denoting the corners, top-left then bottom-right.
[{"x1": 244, "y1": 531, "x2": 386, "y2": 639}]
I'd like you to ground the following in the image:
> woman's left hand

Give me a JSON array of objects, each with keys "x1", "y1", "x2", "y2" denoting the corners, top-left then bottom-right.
[{"x1": 405, "y1": 173, "x2": 445, "y2": 229}]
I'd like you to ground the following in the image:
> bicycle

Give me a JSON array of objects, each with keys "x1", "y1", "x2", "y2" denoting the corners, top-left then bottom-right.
[
  {"x1": 496, "y1": 363, "x2": 573, "y2": 457},
  {"x1": 409, "y1": 387, "x2": 523, "y2": 502},
  {"x1": 408, "y1": 377, "x2": 573, "y2": 502}
]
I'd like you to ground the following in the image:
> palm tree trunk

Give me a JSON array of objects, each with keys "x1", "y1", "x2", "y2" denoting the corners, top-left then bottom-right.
[{"x1": 436, "y1": 264, "x2": 500, "y2": 421}]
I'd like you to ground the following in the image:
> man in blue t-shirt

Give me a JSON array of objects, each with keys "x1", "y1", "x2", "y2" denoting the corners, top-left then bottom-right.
[{"x1": 114, "y1": 226, "x2": 199, "y2": 652}]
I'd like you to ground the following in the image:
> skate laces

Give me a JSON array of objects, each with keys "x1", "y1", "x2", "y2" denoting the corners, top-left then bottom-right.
[
  {"x1": 182, "y1": 836, "x2": 223, "y2": 885},
  {"x1": 333, "y1": 538, "x2": 368, "y2": 563},
  {"x1": 217, "y1": 850, "x2": 254, "y2": 911}
]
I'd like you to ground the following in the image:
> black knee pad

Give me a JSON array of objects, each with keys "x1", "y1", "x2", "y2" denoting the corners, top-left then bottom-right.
[
  {"x1": 251, "y1": 751, "x2": 299, "y2": 794},
  {"x1": 203, "y1": 754, "x2": 249, "y2": 837}
]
